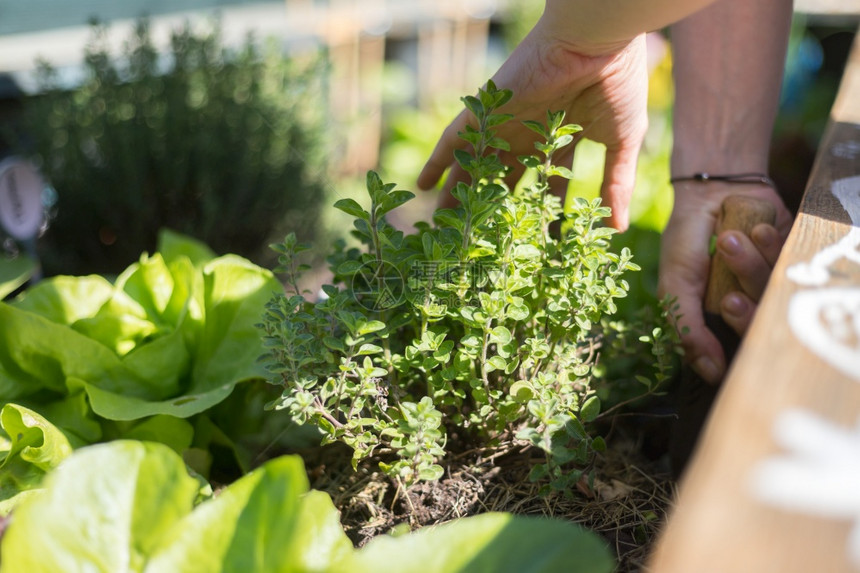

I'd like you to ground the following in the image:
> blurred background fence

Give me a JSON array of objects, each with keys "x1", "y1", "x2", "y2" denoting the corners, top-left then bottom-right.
[{"x1": 0, "y1": 0, "x2": 857, "y2": 283}]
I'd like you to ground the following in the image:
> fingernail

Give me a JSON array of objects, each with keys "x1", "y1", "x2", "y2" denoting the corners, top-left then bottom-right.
[
  {"x1": 718, "y1": 234, "x2": 741, "y2": 256},
  {"x1": 722, "y1": 293, "x2": 747, "y2": 317},
  {"x1": 693, "y1": 357, "x2": 723, "y2": 384}
]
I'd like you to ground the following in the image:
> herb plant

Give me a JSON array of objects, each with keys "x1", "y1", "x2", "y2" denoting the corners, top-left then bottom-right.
[
  {"x1": 11, "y1": 19, "x2": 327, "y2": 276},
  {"x1": 259, "y1": 82, "x2": 676, "y2": 490}
]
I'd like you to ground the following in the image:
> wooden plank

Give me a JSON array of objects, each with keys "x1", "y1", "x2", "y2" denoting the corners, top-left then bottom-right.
[{"x1": 650, "y1": 28, "x2": 860, "y2": 572}]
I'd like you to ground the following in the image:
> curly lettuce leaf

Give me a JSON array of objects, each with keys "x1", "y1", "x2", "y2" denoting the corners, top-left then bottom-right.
[
  {"x1": 145, "y1": 456, "x2": 351, "y2": 572},
  {"x1": 0, "y1": 441, "x2": 199, "y2": 572},
  {"x1": 0, "y1": 255, "x2": 36, "y2": 300},
  {"x1": 0, "y1": 404, "x2": 72, "y2": 515},
  {"x1": 0, "y1": 443, "x2": 351, "y2": 573},
  {"x1": 157, "y1": 228, "x2": 217, "y2": 269},
  {"x1": 190, "y1": 255, "x2": 280, "y2": 394},
  {"x1": 13, "y1": 274, "x2": 114, "y2": 323},
  {"x1": 0, "y1": 235, "x2": 281, "y2": 421},
  {"x1": 339, "y1": 512, "x2": 614, "y2": 573}
]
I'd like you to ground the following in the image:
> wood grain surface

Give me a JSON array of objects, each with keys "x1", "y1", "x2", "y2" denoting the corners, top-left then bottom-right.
[{"x1": 649, "y1": 28, "x2": 860, "y2": 573}]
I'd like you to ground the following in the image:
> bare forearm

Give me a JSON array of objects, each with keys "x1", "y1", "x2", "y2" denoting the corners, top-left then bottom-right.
[
  {"x1": 671, "y1": 0, "x2": 793, "y2": 176},
  {"x1": 541, "y1": 0, "x2": 719, "y2": 54}
]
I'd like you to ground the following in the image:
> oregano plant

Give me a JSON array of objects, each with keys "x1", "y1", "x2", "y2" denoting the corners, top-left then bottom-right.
[{"x1": 258, "y1": 81, "x2": 678, "y2": 491}]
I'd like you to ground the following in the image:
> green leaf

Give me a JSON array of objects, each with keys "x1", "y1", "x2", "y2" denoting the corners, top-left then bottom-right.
[
  {"x1": 67, "y1": 376, "x2": 236, "y2": 421},
  {"x1": 555, "y1": 124, "x2": 583, "y2": 137},
  {"x1": 357, "y1": 320, "x2": 386, "y2": 336},
  {"x1": 324, "y1": 336, "x2": 348, "y2": 352},
  {"x1": 334, "y1": 198, "x2": 369, "y2": 220},
  {"x1": 547, "y1": 165, "x2": 574, "y2": 179},
  {"x1": 190, "y1": 255, "x2": 281, "y2": 396},
  {"x1": 487, "y1": 137, "x2": 510, "y2": 152},
  {"x1": 418, "y1": 464, "x2": 444, "y2": 481},
  {"x1": 453, "y1": 148, "x2": 473, "y2": 170},
  {"x1": 509, "y1": 381, "x2": 533, "y2": 404},
  {"x1": 337, "y1": 512, "x2": 613, "y2": 573},
  {"x1": 121, "y1": 415, "x2": 194, "y2": 455},
  {"x1": 485, "y1": 356, "x2": 507, "y2": 372},
  {"x1": 336, "y1": 260, "x2": 363, "y2": 276},
  {"x1": 513, "y1": 244, "x2": 542, "y2": 261},
  {"x1": 0, "y1": 303, "x2": 147, "y2": 399},
  {"x1": 357, "y1": 343, "x2": 384, "y2": 356},
  {"x1": 461, "y1": 95, "x2": 483, "y2": 118},
  {"x1": 0, "y1": 442, "x2": 353, "y2": 573},
  {"x1": 71, "y1": 291, "x2": 159, "y2": 357},
  {"x1": 521, "y1": 120, "x2": 547, "y2": 138},
  {"x1": 12, "y1": 275, "x2": 114, "y2": 325},
  {"x1": 37, "y1": 392, "x2": 102, "y2": 446},
  {"x1": 0, "y1": 404, "x2": 72, "y2": 515},
  {"x1": 146, "y1": 456, "x2": 351, "y2": 572},
  {"x1": 0, "y1": 255, "x2": 36, "y2": 300},
  {"x1": 554, "y1": 134, "x2": 574, "y2": 149},
  {"x1": 0, "y1": 441, "x2": 199, "y2": 572},
  {"x1": 489, "y1": 325, "x2": 512, "y2": 345},
  {"x1": 157, "y1": 229, "x2": 217, "y2": 268},
  {"x1": 485, "y1": 113, "x2": 513, "y2": 128},
  {"x1": 115, "y1": 253, "x2": 176, "y2": 320},
  {"x1": 580, "y1": 395, "x2": 601, "y2": 423},
  {"x1": 377, "y1": 190, "x2": 416, "y2": 217}
]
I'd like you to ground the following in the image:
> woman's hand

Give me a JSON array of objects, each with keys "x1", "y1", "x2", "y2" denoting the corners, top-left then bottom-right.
[
  {"x1": 418, "y1": 20, "x2": 649, "y2": 231},
  {"x1": 658, "y1": 183, "x2": 793, "y2": 383}
]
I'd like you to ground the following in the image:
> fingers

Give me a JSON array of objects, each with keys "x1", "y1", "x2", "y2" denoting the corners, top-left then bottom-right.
[
  {"x1": 720, "y1": 291, "x2": 755, "y2": 335},
  {"x1": 715, "y1": 222, "x2": 784, "y2": 338},
  {"x1": 750, "y1": 223, "x2": 783, "y2": 265},
  {"x1": 600, "y1": 140, "x2": 642, "y2": 231},
  {"x1": 677, "y1": 292, "x2": 728, "y2": 384},
  {"x1": 659, "y1": 271, "x2": 727, "y2": 384},
  {"x1": 418, "y1": 111, "x2": 470, "y2": 191},
  {"x1": 716, "y1": 223, "x2": 783, "y2": 303},
  {"x1": 715, "y1": 231, "x2": 769, "y2": 302},
  {"x1": 438, "y1": 164, "x2": 468, "y2": 209}
]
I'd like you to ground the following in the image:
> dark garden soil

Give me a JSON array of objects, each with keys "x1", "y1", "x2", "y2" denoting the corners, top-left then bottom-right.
[{"x1": 304, "y1": 417, "x2": 676, "y2": 573}]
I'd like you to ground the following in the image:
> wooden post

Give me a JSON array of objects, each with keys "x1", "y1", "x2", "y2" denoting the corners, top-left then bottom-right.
[{"x1": 324, "y1": 0, "x2": 385, "y2": 175}]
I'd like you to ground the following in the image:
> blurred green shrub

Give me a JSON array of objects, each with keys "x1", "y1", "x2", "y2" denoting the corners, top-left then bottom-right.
[{"x1": 15, "y1": 19, "x2": 328, "y2": 276}]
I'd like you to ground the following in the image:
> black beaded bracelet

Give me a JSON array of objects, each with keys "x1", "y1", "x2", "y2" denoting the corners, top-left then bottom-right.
[{"x1": 669, "y1": 172, "x2": 776, "y2": 188}]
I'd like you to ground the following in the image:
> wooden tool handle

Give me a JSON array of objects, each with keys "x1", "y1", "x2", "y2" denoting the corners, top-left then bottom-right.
[{"x1": 704, "y1": 195, "x2": 777, "y2": 314}]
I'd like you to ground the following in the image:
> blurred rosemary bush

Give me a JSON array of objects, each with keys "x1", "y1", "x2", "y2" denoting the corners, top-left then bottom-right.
[{"x1": 15, "y1": 20, "x2": 327, "y2": 275}]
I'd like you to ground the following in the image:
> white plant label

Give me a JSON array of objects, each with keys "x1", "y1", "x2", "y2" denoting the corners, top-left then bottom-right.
[
  {"x1": 786, "y1": 175, "x2": 860, "y2": 287},
  {"x1": 786, "y1": 175, "x2": 860, "y2": 381},
  {"x1": 759, "y1": 144, "x2": 860, "y2": 568},
  {"x1": 0, "y1": 158, "x2": 45, "y2": 241},
  {"x1": 750, "y1": 409, "x2": 860, "y2": 567},
  {"x1": 832, "y1": 140, "x2": 860, "y2": 160},
  {"x1": 788, "y1": 289, "x2": 860, "y2": 380}
]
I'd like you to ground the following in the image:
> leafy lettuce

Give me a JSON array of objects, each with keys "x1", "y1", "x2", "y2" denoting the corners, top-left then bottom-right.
[
  {"x1": 0, "y1": 230, "x2": 284, "y2": 478},
  {"x1": 0, "y1": 403, "x2": 71, "y2": 515},
  {"x1": 0, "y1": 441, "x2": 613, "y2": 573}
]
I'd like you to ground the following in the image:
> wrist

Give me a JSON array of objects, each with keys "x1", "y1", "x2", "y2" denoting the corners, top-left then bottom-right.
[
  {"x1": 671, "y1": 149, "x2": 769, "y2": 178},
  {"x1": 670, "y1": 180, "x2": 782, "y2": 213},
  {"x1": 537, "y1": 5, "x2": 637, "y2": 57}
]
